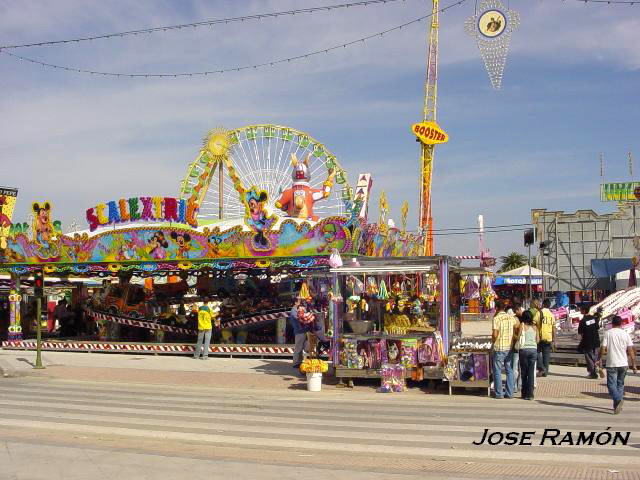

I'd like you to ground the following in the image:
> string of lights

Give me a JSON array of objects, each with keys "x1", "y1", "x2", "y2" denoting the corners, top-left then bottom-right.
[
  {"x1": 569, "y1": 0, "x2": 637, "y2": 4},
  {"x1": 0, "y1": 0, "x2": 409, "y2": 50},
  {"x1": 0, "y1": 0, "x2": 467, "y2": 78}
]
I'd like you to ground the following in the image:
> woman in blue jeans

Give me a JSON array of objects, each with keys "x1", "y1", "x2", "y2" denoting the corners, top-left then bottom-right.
[{"x1": 518, "y1": 310, "x2": 539, "y2": 400}]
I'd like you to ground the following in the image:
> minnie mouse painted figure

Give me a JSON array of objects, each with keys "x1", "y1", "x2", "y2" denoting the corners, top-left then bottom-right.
[
  {"x1": 147, "y1": 231, "x2": 168, "y2": 260},
  {"x1": 244, "y1": 188, "x2": 276, "y2": 250}
]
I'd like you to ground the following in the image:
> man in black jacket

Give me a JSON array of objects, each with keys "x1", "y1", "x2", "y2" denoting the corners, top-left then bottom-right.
[{"x1": 578, "y1": 306, "x2": 601, "y2": 379}]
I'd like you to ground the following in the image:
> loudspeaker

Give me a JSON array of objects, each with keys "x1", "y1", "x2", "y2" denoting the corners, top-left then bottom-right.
[{"x1": 524, "y1": 228, "x2": 534, "y2": 247}]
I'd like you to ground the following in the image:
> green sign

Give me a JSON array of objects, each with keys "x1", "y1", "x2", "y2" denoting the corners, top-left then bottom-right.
[{"x1": 600, "y1": 182, "x2": 640, "y2": 202}]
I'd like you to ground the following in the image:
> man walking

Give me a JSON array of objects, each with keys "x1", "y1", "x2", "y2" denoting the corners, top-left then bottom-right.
[
  {"x1": 537, "y1": 299, "x2": 555, "y2": 376},
  {"x1": 578, "y1": 306, "x2": 601, "y2": 379},
  {"x1": 193, "y1": 298, "x2": 212, "y2": 360},
  {"x1": 599, "y1": 315, "x2": 637, "y2": 414},
  {"x1": 492, "y1": 298, "x2": 519, "y2": 399}
]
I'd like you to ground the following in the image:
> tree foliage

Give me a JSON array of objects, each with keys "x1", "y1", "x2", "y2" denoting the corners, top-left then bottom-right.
[{"x1": 498, "y1": 252, "x2": 528, "y2": 273}]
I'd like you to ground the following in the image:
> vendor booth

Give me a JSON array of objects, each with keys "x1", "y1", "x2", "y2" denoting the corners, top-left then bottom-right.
[{"x1": 329, "y1": 257, "x2": 492, "y2": 393}]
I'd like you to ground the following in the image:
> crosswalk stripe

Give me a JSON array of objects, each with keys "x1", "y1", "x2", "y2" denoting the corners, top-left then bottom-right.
[{"x1": 0, "y1": 417, "x2": 636, "y2": 466}]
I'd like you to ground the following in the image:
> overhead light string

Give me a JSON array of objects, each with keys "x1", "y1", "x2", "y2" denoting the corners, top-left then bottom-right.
[
  {"x1": 0, "y1": 0, "x2": 410, "y2": 50},
  {"x1": 0, "y1": 0, "x2": 468, "y2": 79}
]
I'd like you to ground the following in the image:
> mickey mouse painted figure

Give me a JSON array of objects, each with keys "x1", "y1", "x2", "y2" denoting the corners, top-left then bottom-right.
[{"x1": 170, "y1": 231, "x2": 192, "y2": 259}]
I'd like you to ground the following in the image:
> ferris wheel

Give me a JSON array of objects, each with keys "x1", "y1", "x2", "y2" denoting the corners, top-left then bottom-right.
[{"x1": 179, "y1": 125, "x2": 353, "y2": 222}]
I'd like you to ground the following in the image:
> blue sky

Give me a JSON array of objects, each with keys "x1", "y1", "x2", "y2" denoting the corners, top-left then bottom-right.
[{"x1": 1, "y1": 0, "x2": 639, "y2": 261}]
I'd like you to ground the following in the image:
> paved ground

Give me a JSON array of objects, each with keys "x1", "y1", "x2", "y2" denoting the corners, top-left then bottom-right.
[{"x1": 1, "y1": 350, "x2": 639, "y2": 479}]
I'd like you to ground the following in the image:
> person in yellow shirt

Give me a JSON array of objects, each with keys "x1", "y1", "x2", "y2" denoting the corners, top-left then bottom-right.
[
  {"x1": 194, "y1": 298, "x2": 213, "y2": 360},
  {"x1": 537, "y1": 299, "x2": 555, "y2": 376},
  {"x1": 492, "y1": 298, "x2": 519, "y2": 399}
]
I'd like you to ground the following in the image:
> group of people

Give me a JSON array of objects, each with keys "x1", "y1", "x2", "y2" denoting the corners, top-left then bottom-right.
[
  {"x1": 577, "y1": 306, "x2": 637, "y2": 413},
  {"x1": 492, "y1": 298, "x2": 555, "y2": 401},
  {"x1": 492, "y1": 297, "x2": 638, "y2": 413}
]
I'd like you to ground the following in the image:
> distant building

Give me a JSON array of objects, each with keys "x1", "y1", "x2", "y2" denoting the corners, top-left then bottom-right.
[{"x1": 531, "y1": 203, "x2": 640, "y2": 292}]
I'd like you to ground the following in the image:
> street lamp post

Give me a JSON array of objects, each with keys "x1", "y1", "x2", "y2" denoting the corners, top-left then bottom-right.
[{"x1": 539, "y1": 241, "x2": 552, "y2": 303}]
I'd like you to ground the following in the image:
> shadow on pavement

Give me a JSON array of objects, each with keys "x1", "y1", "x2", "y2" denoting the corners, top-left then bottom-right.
[
  {"x1": 16, "y1": 357, "x2": 35, "y2": 367},
  {"x1": 536, "y1": 399, "x2": 612, "y2": 414},
  {"x1": 249, "y1": 359, "x2": 300, "y2": 378},
  {"x1": 581, "y1": 388, "x2": 640, "y2": 402},
  {"x1": 546, "y1": 372, "x2": 592, "y2": 380}
]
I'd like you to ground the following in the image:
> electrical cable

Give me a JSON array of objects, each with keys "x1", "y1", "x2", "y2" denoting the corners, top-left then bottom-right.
[
  {"x1": 0, "y1": 0, "x2": 410, "y2": 50},
  {"x1": 568, "y1": 0, "x2": 637, "y2": 4},
  {"x1": 430, "y1": 222, "x2": 532, "y2": 232},
  {"x1": 0, "y1": 0, "x2": 468, "y2": 78},
  {"x1": 431, "y1": 227, "x2": 530, "y2": 236}
]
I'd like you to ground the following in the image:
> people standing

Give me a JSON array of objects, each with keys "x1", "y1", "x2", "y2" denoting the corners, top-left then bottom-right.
[
  {"x1": 513, "y1": 302, "x2": 524, "y2": 393},
  {"x1": 290, "y1": 300, "x2": 309, "y2": 369},
  {"x1": 599, "y1": 315, "x2": 637, "y2": 414},
  {"x1": 530, "y1": 299, "x2": 541, "y2": 331},
  {"x1": 193, "y1": 298, "x2": 212, "y2": 360},
  {"x1": 578, "y1": 306, "x2": 601, "y2": 379},
  {"x1": 491, "y1": 298, "x2": 519, "y2": 399},
  {"x1": 537, "y1": 299, "x2": 555, "y2": 377},
  {"x1": 517, "y1": 310, "x2": 539, "y2": 400}
]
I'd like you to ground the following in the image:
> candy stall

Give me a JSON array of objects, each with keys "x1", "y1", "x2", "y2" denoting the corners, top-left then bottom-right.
[{"x1": 329, "y1": 256, "x2": 485, "y2": 391}]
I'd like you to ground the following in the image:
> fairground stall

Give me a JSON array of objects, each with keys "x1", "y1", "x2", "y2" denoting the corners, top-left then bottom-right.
[
  {"x1": 0, "y1": 124, "x2": 422, "y2": 357},
  {"x1": 329, "y1": 257, "x2": 492, "y2": 394}
]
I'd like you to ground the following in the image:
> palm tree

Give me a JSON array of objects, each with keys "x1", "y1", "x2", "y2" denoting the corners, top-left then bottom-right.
[{"x1": 498, "y1": 252, "x2": 528, "y2": 273}]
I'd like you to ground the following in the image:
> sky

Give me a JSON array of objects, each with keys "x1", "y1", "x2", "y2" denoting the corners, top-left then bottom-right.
[{"x1": 1, "y1": 0, "x2": 639, "y2": 263}]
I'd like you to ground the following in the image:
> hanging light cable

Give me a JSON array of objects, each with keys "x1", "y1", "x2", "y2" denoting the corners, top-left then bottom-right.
[
  {"x1": 0, "y1": 0, "x2": 468, "y2": 79},
  {"x1": 0, "y1": 0, "x2": 410, "y2": 50}
]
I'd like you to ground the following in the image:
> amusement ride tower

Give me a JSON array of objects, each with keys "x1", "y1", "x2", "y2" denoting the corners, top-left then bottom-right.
[{"x1": 417, "y1": 0, "x2": 446, "y2": 256}]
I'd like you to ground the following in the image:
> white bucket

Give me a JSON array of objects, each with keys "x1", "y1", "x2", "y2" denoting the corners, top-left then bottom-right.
[{"x1": 306, "y1": 372, "x2": 322, "y2": 392}]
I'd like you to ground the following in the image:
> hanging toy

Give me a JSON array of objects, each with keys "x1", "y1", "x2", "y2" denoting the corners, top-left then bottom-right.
[
  {"x1": 377, "y1": 280, "x2": 389, "y2": 300},
  {"x1": 366, "y1": 277, "x2": 379, "y2": 296},
  {"x1": 412, "y1": 298, "x2": 423, "y2": 316},
  {"x1": 347, "y1": 295, "x2": 361, "y2": 313},
  {"x1": 360, "y1": 296, "x2": 369, "y2": 315},
  {"x1": 298, "y1": 281, "x2": 312, "y2": 302},
  {"x1": 385, "y1": 297, "x2": 395, "y2": 313}
]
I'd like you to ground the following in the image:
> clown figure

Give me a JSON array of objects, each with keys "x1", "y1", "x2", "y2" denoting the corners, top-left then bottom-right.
[{"x1": 275, "y1": 153, "x2": 336, "y2": 221}]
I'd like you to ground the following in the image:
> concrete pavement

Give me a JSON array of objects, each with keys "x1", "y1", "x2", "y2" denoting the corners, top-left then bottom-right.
[
  {"x1": 1, "y1": 374, "x2": 639, "y2": 479},
  {"x1": 1, "y1": 349, "x2": 639, "y2": 399}
]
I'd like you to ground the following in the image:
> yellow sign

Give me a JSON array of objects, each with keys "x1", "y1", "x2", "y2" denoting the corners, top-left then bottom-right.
[
  {"x1": 0, "y1": 187, "x2": 18, "y2": 248},
  {"x1": 411, "y1": 122, "x2": 449, "y2": 145}
]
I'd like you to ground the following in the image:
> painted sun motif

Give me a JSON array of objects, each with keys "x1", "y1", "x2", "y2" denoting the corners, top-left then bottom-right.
[{"x1": 204, "y1": 127, "x2": 230, "y2": 157}]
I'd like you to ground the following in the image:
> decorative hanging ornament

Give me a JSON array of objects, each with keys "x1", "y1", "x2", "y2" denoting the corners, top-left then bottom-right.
[{"x1": 465, "y1": 0, "x2": 520, "y2": 89}]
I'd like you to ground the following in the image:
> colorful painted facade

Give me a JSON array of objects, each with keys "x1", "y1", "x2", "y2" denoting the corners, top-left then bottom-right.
[{"x1": 0, "y1": 125, "x2": 424, "y2": 274}]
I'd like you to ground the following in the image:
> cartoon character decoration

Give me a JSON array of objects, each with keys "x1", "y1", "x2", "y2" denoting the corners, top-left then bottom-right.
[
  {"x1": 275, "y1": 153, "x2": 336, "y2": 221},
  {"x1": 0, "y1": 195, "x2": 13, "y2": 228},
  {"x1": 147, "y1": 231, "x2": 169, "y2": 259},
  {"x1": 32, "y1": 202, "x2": 54, "y2": 247},
  {"x1": 218, "y1": 154, "x2": 278, "y2": 252},
  {"x1": 243, "y1": 188, "x2": 276, "y2": 250},
  {"x1": 170, "y1": 231, "x2": 192, "y2": 259}
]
